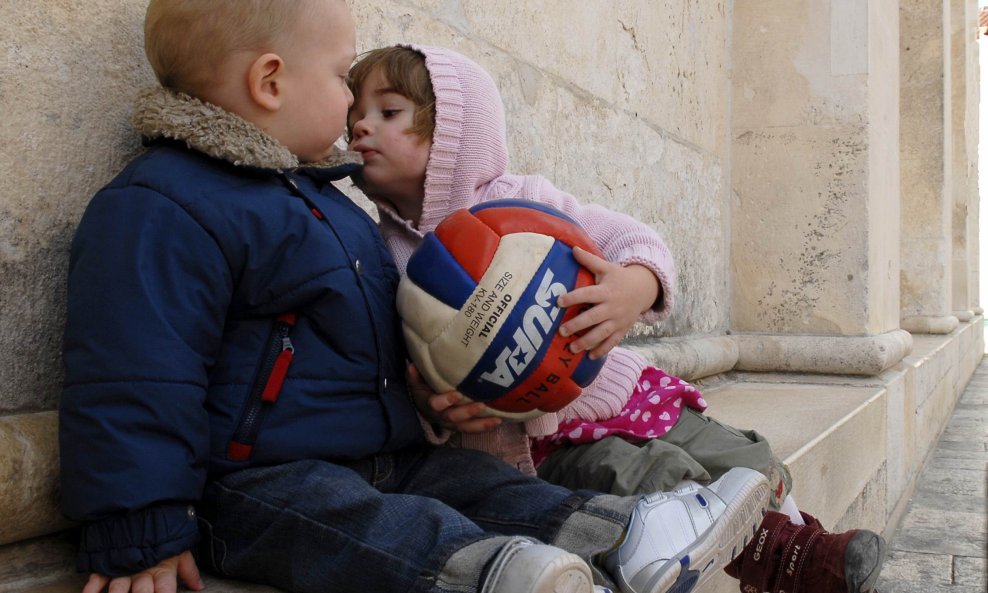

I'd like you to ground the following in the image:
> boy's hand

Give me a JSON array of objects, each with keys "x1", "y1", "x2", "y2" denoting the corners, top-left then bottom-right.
[
  {"x1": 81, "y1": 550, "x2": 203, "y2": 593},
  {"x1": 407, "y1": 364, "x2": 501, "y2": 433},
  {"x1": 556, "y1": 247, "x2": 661, "y2": 360}
]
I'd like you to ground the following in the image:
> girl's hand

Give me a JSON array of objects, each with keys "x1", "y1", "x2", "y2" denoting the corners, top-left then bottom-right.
[
  {"x1": 556, "y1": 247, "x2": 661, "y2": 360},
  {"x1": 407, "y1": 363, "x2": 501, "y2": 433}
]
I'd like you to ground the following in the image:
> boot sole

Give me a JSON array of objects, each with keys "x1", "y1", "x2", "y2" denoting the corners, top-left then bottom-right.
[{"x1": 845, "y1": 530, "x2": 888, "y2": 593}]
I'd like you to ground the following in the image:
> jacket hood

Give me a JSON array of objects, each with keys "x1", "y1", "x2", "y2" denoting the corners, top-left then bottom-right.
[
  {"x1": 374, "y1": 45, "x2": 509, "y2": 233},
  {"x1": 132, "y1": 86, "x2": 362, "y2": 171}
]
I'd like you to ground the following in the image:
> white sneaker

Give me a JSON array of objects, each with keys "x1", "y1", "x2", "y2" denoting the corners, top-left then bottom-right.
[
  {"x1": 483, "y1": 539, "x2": 595, "y2": 593},
  {"x1": 602, "y1": 467, "x2": 770, "y2": 593}
]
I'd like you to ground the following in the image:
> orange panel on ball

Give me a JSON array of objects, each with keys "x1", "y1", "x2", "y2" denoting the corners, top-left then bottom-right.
[
  {"x1": 473, "y1": 206, "x2": 603, "y2": 257},
  {"x1": 434, "y1": 210, "x2": 502, "y2": 282},
  {"x1": 484, "y1": 304, "x2": 585, "y2": 414}
]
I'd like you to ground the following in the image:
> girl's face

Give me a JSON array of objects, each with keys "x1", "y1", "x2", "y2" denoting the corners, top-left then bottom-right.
[{"x1": 347, "y1": 68, "x2": 431, "y2": 222}]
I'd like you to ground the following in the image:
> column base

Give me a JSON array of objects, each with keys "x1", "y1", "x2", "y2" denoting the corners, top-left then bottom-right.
[
  {"x1": 901, "y1": 315, "x2": 959, "y2": 334},
  {"x1": 733, "y1": 330, "x2": 913, "y2": 376}
]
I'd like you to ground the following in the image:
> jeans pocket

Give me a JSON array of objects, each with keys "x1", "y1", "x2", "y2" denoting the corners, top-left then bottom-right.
[{"x1": 196, "y1": 516, "x2": 229, "y2": 576}]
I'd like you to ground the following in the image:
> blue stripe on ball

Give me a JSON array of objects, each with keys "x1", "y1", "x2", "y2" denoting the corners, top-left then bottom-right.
[
  {"x1": 406, "y1": 233, "x2": 476, "y2": 309},
  {"x1": 570, "y1": 352, "x2": 607, "y2": 387},
  {"x1": 469, "y1": 199, "x2": 580, "y2": 225},
  {"x1": 458, "y1": 241, "x2": 581, "y2": 402}
]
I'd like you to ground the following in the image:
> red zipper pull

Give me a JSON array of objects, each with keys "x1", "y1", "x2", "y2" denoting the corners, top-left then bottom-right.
[{"x1": 261, "y1": 334, "x2": 294, "y2": 403}]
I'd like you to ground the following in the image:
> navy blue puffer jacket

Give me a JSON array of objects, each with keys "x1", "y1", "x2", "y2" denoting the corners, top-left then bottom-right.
[{"x1": 59, "y1": 89, "x2": 425, "y2": 576}]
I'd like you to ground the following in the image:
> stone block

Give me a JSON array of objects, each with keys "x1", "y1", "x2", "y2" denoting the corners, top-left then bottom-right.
[
  {"x1": 627, "y1": 336, "x2": 738, "y2": 382},
  {"x1": 702, "y1": 379, "x2": 886, "y2": 528},
  {"x1": 731, "y1": 124, "x2": 890, "y2": 335},
  {"x1": 0, "y1": 413, "x2": 72, "y2": 545},
  {"x1": 893, "y1": 506, "x2": 986, "y2": 557},
  {"x1": 882, "y1": 369, "x2": 913, "y2": 518},
  {"x1": 734, "y1": 331, "x2": 912, "y2": 375}
]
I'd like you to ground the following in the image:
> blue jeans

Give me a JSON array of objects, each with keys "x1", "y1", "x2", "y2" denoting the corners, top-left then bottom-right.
[{"x1": 196, "y1": 445, "x2": 635, "y2": 593}]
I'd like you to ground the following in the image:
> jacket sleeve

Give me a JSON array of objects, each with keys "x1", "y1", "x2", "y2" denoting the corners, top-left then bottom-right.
[
  {"x1": 488, "y1": 176, "x2": 677, "y2": 323},
  {"x1": 59, "y1": 185, "x2": 232, "y2": 576}
]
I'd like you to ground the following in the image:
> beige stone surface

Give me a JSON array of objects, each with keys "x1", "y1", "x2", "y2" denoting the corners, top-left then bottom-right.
[
  {"x1": 0, "y1": 412, "x2": 72, "y2": 546},
  {"x1": 0, "y1": 3, "x2": 152, "y2": 413},
  {"x1": 901, "y1": 314, "x2": 960, "y2": 334},
  {"x1": 731, "y1": 125, "x2": 871, "y2": 334},
  {"x1": 900, "y1": 0, "x2": 952, "y2": 324},
  {"x1": 0, "y1": 0, "x2": 738, "y2": 416},
  {"x1": 0, "y1": 532, "x2": 77, "y2": 593},
  {"x1": 628, "y1": 335, "x2": 738, "y2": 382},
  {"x1": 950, "y1": 0, "x2": 978, "y2": 314},
  {"x1": 351, "y1": 1, "x2": 733, "y2": 337},
  {"x1": 1, "y1": 0, "x2": 985, "y2": 589},
  {"x1": 702, "y1": 379, "x2": 886, "y2": 525},
  {"x1": 731, "y1": 0, "x2": 900, "y2": 337},
  {"x1": 734, "y1": 330, "x2": 913, "y2": 375}
]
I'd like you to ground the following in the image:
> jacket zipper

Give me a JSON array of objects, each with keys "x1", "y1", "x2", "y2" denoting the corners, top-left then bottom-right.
[{"x1": 228, "y1": 313, "x2": 297, "y2": 461}]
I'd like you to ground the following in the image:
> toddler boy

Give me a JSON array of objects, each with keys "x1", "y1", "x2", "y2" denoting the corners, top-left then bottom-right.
[{"x1": 59, "y1": 3, "x2": 768, "y2": 593}]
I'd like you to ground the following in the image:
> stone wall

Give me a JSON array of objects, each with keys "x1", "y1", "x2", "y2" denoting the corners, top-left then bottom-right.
[
  {"x1": 0, "y1": 1, "x2": 984, "y2": 588},
  {"x1": 350, "y1": 1, "x2": 736, "y2": 338},
  {"x1": 0, "y1": 1, "x2": 735, "y2": 417},
  {"x1": 0, "y1": 0, "x2": 736, "y2": 546}
]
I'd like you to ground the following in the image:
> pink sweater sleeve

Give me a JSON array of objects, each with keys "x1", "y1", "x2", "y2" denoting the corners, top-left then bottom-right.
[{"x1": 483, "y1": 176, "x2": 677, "y2": 323}]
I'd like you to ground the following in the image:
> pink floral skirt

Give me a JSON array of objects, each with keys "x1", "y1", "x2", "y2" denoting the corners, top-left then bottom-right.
[{"x1": 531, "y1": 367, "x2": 707, "y2": 466}]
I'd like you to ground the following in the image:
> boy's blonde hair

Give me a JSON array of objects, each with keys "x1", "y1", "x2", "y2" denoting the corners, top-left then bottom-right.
[
  {"x1": 144, "y1": 0, "x2": 313, "y2": 97},
  {"x1": 347, "y1": 47, "x2": 436, "y2": 143}
]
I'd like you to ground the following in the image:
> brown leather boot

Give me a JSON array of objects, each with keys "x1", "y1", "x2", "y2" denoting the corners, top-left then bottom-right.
[{"x1": 723, "y1": 511, "x2": 887, "y2": 593}]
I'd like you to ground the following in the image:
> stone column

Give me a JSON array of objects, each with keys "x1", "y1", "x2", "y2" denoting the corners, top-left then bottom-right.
[
  {"x1": 964, "y1": 0, "x2": 982, "y2": 315},
  {"x1": 899, "y1": 0, "x2": 958, "y2": 335},
  {"x1": 950, "y1": 0, "x2": 979, "y2": 320},
  {"x1": 731, "y1": 0, "x2": 912, "y2": 374}
]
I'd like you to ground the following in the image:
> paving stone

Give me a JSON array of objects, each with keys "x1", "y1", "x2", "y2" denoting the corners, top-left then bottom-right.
[
  {"x1": 893, "y1": 507, "x2": 986, "y2": 557},
  {"x1": 878, "y1": 581, "x2": 986, "y2": 593},
  {"x1": 883, "y1": 359, "x2": 987, "y2": 592},
  {"x1": 877, "y1": 549, "x2": 951, "y2": 585},
  {"x1": 953, "y1": 555, "x2": 988, "y2": 587},
  {"x1": 913, "y1": 466, "x2": 987, "y2": 499},
  {"x1": 925, "y1": 453, "x2": 988, "y2": 471},
  {"x1": 940, "y1": 420, "x2": 988, "y2": 438},
  {"x1": 934, "y1": 447, "x2": 988, "y2": 462},
  {"x1": 910, "y1": 488, "x2": 987, "y2": 515},
  {"x1": 936, "y1": 440, "x2": 987, "y2": 453}
]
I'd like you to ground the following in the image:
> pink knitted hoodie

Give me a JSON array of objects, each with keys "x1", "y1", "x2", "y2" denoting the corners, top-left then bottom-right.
[{"x1": 369, "y1": 45, "x2": 677, "y2": 474}]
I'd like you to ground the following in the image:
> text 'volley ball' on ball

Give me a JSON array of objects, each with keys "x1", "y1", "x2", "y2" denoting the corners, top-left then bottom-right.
[{"x1": 397, "y1": 199, "x2": 608, "y2": 422}]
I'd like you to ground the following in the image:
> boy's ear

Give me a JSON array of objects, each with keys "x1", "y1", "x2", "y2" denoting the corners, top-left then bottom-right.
[{"x1": 247, "y1": 53, "x2": 285, "y2": 112}]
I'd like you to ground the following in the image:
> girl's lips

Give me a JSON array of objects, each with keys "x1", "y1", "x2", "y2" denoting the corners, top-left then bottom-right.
[{"x1": 355, "y1": 147, "x2": 379, "y2": 161}]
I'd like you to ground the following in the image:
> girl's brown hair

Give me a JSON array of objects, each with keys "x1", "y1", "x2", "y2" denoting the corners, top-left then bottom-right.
[{"x1": 347, "y1": 47, "x2": 436, "y2": 143}]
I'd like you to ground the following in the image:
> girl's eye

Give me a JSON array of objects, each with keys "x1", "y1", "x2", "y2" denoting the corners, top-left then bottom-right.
[{"x1": 382, "y1": 109, "x2": 400, "y2": 118}]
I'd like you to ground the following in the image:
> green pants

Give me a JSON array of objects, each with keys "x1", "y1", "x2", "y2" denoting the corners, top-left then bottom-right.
[{"x1": 536, "y1": 408, "x2": 791, "y2": 508}]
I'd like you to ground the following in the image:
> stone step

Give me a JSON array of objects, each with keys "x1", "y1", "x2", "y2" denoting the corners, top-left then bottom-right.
[
  {"x1": 2, "y1": 379, "x2": 889, "y2": 593},
  {"x1": 5, "y1": 321, "x2": 980, "y2": 593},
  {"x1": 695, "y1": 376, "x2": 889, "y2": 593},
  {"x1": 0, "y1": 574, "x2": 280, "y2": 593}
]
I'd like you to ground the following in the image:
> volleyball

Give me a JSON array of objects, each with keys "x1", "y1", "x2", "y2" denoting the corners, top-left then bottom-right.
[{"x1": 398, "y1": 199, "x2": 607, "y2": 421}]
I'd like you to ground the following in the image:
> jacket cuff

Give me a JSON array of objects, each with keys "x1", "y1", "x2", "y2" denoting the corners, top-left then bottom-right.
[
  {"x1": 77, "y1": 504, "x2": 199, "y2": 577},
  {"x1": 417, "y1": 412, "x2": 452, "y2": 445}
]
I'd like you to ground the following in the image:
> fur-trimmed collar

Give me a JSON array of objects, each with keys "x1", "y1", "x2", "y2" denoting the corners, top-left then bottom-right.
[{"x1": 132, "y1": 86, "x2": 362, "y2": 171}]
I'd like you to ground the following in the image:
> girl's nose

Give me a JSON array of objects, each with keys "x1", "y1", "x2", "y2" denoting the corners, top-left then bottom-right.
[{"x1": 349, "y1": 118, "x2": 369, "y2": 141}]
